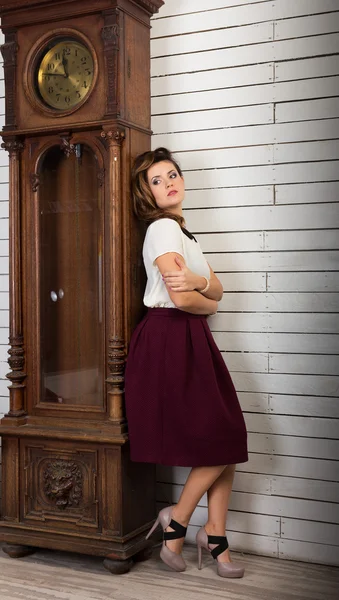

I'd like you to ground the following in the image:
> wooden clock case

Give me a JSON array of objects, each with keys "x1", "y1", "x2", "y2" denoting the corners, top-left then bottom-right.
[{"x1": 0, "y1": 0, "x2": 164, "y2": 574}]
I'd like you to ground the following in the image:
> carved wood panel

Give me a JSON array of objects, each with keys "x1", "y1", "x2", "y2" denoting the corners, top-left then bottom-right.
[{"x1": 21, "y1": 441, "x2": 100, "y2": 530}]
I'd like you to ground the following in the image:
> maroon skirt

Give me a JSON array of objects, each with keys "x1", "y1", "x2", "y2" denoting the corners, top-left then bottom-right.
[{"x1": 124, "y1": 308, "x2": 248, "y2": 467}]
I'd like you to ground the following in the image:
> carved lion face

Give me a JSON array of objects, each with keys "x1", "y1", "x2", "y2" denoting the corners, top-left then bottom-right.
[{"x1": 43, "y1": 459, "x2": 83, "y2": 509}]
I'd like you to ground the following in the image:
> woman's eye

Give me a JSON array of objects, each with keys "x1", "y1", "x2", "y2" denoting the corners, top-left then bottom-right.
[
  {"x1": 152, "y1": 179, "x2": 161, "y2": 185},
  {"x1": 170, "y1": 172, "x2": 177, "y2": 179}
]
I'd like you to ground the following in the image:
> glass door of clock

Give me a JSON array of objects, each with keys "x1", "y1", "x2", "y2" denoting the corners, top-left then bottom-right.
[{"x1": 39, "y1": 144, "x2": 104, "y2": 408}]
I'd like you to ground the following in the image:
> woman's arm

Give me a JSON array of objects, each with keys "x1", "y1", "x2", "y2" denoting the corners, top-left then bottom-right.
[
  {"x1": 197, "y1": 263, "x2": 223, "y2": 302},
  {"x1": 162, "y1": 258, "x2": 223, "y2": 302},
  {"x1": 155, "y1": 253, "x2": 218, "y2": 315}
]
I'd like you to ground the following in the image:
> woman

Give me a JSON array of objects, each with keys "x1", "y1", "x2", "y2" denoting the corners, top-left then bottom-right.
[{"x1": 125, "y1": 147, "x2": 248, "y2": 578}]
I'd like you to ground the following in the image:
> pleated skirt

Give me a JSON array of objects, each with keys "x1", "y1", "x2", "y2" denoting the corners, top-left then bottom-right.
[{"x1": 124, "y1": 308, "x2": 248, "y2": 467}]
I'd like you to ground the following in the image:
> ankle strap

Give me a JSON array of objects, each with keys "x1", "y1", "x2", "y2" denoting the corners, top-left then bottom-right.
[
  {"x1": 208, "y1": 535, "x2": 229, "y2": 560},
  {"x1": 163, "y1": 518, "x2": 187, "y2": 540}
]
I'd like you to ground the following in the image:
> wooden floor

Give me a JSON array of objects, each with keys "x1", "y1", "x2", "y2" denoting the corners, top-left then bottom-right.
[{"x1": 0, "y1": 544, "x2": 338, "y2": 600}]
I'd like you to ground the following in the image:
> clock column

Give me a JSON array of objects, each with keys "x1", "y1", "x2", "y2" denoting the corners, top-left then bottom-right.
[{"x1": 1, "y1": 138, "x2": 27, "y2": 420}]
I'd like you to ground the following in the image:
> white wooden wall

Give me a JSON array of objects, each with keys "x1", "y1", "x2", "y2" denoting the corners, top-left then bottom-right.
[
  {"x1": 151, "y1": 0, "x2": 339, "y2": 566},
  {"x1": 0, "y1": 0, "x2": 338, "y2": 567}
]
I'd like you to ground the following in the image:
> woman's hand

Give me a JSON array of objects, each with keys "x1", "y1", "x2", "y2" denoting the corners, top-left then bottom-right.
[{"x1": 162, "y1": 256, "x2": 207, "y2": 292}]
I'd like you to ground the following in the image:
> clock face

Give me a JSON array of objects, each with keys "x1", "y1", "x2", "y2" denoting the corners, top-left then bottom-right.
[{"x1": 37, "y1": 39, "x2": 94, "y2": 110}]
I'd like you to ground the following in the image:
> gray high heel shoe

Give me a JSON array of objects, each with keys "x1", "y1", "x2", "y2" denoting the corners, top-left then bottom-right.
[
  {"x1": 196, "y1": 526, "x2": 245, "y2": 578},
  {"x1": 146, "y1": 506, "x2": 187, "y2": 572}
]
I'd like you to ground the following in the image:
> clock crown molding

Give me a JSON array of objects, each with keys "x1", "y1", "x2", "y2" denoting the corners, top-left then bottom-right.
[
  {"x1": 0, "y1": 0, "x2": 164, "y2": 17},
  {"x1": 134, "y1": 0, "x2": 164, "y2": 13}
]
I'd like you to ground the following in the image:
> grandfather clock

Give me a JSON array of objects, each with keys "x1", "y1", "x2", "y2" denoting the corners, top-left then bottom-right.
[{"x1": 0, "y1": 0, "x2": 164, "y2": 574}]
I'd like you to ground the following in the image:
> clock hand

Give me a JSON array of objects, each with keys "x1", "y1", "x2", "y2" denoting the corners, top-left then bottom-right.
[{"x1": 62, "y1": 55, "x2": 69, "y2": 78}]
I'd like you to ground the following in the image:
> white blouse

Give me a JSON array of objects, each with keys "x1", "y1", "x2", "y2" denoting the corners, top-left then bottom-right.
[{"x1": 143, "y1": 218, "x2": 211, "y2": 308}]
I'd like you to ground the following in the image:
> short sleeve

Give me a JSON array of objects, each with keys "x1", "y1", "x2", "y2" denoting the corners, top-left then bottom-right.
[{"x1": 145, "y1": 218, "x2": 184, "y2": 265}]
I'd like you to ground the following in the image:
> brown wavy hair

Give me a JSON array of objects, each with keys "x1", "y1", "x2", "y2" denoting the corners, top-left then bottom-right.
[{"x1": 131, "y1": 147, "x2": 185, "y2": 227}]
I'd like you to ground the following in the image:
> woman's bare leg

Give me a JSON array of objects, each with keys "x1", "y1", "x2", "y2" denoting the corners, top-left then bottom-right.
[
  {"x1": 166, "y1": 465, "x2": 226, "y2": 554},
  {"x1": 204, "y1": 464, "x2": 236, "y2": 562}
]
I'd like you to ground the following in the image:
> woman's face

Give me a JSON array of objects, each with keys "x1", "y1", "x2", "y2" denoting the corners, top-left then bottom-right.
[{"x1": 147, "y1": 160, "x2": 185, "y2": 212}]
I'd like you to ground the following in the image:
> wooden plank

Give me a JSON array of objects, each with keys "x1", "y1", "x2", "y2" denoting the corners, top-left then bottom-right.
[
  {"x1": 225, "y1": 510, "x2": 281, "y2": 538},
  {"x1": 0, "y1": 344, "x2": 9, "y2": 362},
  {"x1": 177, "y1": 146, "x2": 273, "y2": 170},
  {"x1": 276, "y1": 97, "x2": 339, "y2": 123},
  {"x1": 245, "y1": 413, "x2": 339, "y2": 439},
  {"x1": 0, "y1": 275, "x2": 9, "y2": 290},
  {"x1": 212, "y1": 312, "x2": 339, "y2": 333},
  {"x1": 0, "y1": 183, "x2": 8, "y2": 200},
  {"x1": 151, "y1": 21, "x2": 273, "y2": 57},
  {"x1": 274, "y1": 140, "x2": 339, "y2": 164},
  {"x1": 0, "y1": 311, "x2": 9, "y2": 327},
  {"x1": 187, "y1": 524, "x2": 279, "y2": 555},
  {"x1": 0, "y1": 293, "x2": 8, "y2": 309},
  {"x1": 274, "y1": 0, "x2": 339, "y2": 20},
  {"x1": 232, "y1": 372, "x2": 339, "y2": 397},
  {"x1": 151, "y1": 2, "x2": 275, "y2": 37},
  {"x1": 153, "y1": 1, "x2": 339, "y2": 37},
  {"x1": 273, "y1": 478, "x2": 339, "y2": 504},
  {"x1": 152, "y1": 0, "x2": 272, "y2": 19},
  {"x1": 208, "y1": 250, "x2": 339, "y2": 272},
  {"x1": 268, "y1": 394, "x2": 339, "y2": 418},
  {"x1": 184, "y1": 187, "x2": 274, "y2": 209},
  {"x1": 275, "y1": 182, "x2": 339, "y2": 205},
  {"x1": 268, "y1": 272, "x2": 339, "y2": 292},
  {"x1": 152, "y1": 76, "x2": 339, "y2": 114},
  {"x1": 0, "y1": 396, "x2": 9, "y2": 413},
  {"x1": 0, "y1": 150, "x2": 8, "y2": 167},
  {"x1": 0, "y1": 219, "x2": 8, "y2": 238},
  {"x1": 275, "y1": 55, "x2": 339, "y2": 82},
  {"x1": 238, "y1": 391, "x2": 270, "y2": 413},
  {"x1": 188, "y1": 203, "x2": 339, "y2": 232},
  {"x1": 0, "y1": 323, "x2": 9, "y2": 340},
  {"x1": 222, "y1": 351, "x2": 269, "y2": 373},
  {"x1": 151, "y1": 34, "x2": 339, "y2": 76},
  {"x1": 151, "y1": 63, "x2": 274, "y2": 96},
  {"x1": 219, "y1": 292, "x2": 339, "y2": 313},
  {"x1": 269, "y1": 354, "x2": 339, "y2": 376},
  {"x1": 233, "y1": 471, "x2": 271, "y2": 495},
  {"x1": 0, "y1": 362, "x2": 9, "y2": 378},
  {"x1": 151, "y1": 103, "x2": 273, "y2": 134},
  {"x1": 162, "y1": 481, "x2": 339, "y2": 522},
  {"x1": 184, "y1": 162, "x2": 339, "y2": 189},
  {"x1": 197, "y1": 231, "x2": 264, "y2": 252},
  {"x1": 279, "y1": 538, "x2": 339, "y2": 566},
  {"x1": 217, "y1": 273, "x2": 266, "y2": 291},
  {"x1": 275, "y1": 11, "x2": 339, "y2": 40},
  {"x1": 247, "y1": 432, "x2": 339, "y2": 461},
  {"x1": 0, "y1": 166, "x2": 9, "y2": 184},
  {"x1": 157, "y1": 466, "x2": 271, "y2": 494},
  {"x1": 265, "y1": 230, "x2": 339, "y2": 251},
  {"x1": 237, "y1": 452, "x2": 339, "y2": 482},
  {"x1": 212, "y1": 331, "x2": 339, "y2": 354},
  {"x1": 0, "y1": 204, "x2": 9, "y2": 220},
  {"x1": 0, "y1": 240, "x2": 8, "y2": 255},
  {"x1": 154, "y1": 119, "x2": 339, "y2": 150},
  {"x1": 175, "y1": 503, "x2": 281, "y2": 538},
  {"x1": 0, "y1": 256, "x2": 8, "y2": 272}
]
